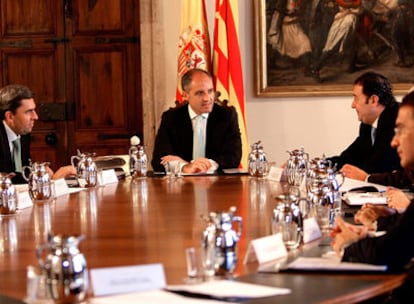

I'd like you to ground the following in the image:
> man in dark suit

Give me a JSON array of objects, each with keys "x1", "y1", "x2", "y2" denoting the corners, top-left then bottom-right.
[
  {"x1": 331, "y1": 91, "x2": 414, "y2": 273},
  {"x1": 328, "y1": 71, "x2": 401, "y2": 174},
  {"x1": 0, "y1": 85, "x2": 33, "y2": 184},
  {"x1": 151, "y1": 69, "x2": 242, "y2": 174},
  {"x1": 0, "y1": 84, "x2": 75, "y2": 184}
]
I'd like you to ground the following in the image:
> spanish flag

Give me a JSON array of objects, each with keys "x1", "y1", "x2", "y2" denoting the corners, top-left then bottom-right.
[
  {"x1": 176, "y1": 0, "x2": 211, "y2": 102},
  {"x1": 213, "y1": 0, "x2": 248, "y2": 168}
]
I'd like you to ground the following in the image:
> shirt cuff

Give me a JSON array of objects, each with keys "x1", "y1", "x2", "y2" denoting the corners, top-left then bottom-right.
[{"x1": 207, "y1": 159, "x2": 219, "y2": 173}]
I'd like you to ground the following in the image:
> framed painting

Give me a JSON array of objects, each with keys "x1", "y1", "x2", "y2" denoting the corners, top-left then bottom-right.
[{"x1": 253, "y1": 0, "x2": 414, "y2": 97}]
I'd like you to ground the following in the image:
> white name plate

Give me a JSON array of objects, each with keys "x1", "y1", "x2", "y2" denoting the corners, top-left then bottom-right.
[
  {"x1": 78, "y1": 178, "x2": 90, "y2": 188},
  {"x1": 17, "y1": 191, "x2": 33, "y2": 209},
  {"x1": 90, "y1": 263, "x2": 166, "y2": 297},
  {"x1": 266, "y1": 166, "x2": 283, "y2": 182},
  {"x1": 303, "y1": 217, "x2": 322, "y2": 243},
  {"x1": 53, "y1": 178, "x2": 70, "y2": 197},
  {"x1": 244, "y1": 233, "x2": 287, "y2": 264},
  {"x1": 98, "y1": 169, "x2": 118, "y2": 186}
]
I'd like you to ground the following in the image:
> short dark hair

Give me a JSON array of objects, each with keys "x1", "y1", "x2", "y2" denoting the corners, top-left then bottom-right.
[
  {"x1": 400, "y1": 91, "x2": 414, "y2": 118},
  {"x1": 0, "y1": 85, "x2": 34, "y2": 119},
  {"x1": 354, "y1": 71, "x2": 396, "y2": 106},
  {"x1": 181, "y1": 68, "x2": 213, "y2": 93}
]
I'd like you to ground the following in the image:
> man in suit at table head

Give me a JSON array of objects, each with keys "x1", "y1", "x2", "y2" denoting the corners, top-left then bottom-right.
[
  {"x1": 331, "y1": 91, "x2": 414, "y2": 273},
  {"x1": 151, "y1": 68, "x2": 242, "y2": 174},
  {"x1": 328, "y1": 71, "x2": 401, "y2": 175},
  {"x1": 0, "y1": 84, "x2": 75, "y2": 184}
]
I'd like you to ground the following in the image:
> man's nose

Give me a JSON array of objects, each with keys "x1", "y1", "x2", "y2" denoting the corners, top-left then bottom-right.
[{"x1": 390, "y1": 136, "x2": 398, "y2": 148}]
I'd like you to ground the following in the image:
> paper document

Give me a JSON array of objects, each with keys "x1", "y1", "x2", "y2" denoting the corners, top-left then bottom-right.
[
  {"x1": 90, "y1": 290, "x2": 229, "y2": 304},
  {"x1": 222, "y1": 168, "x2": 248, "y2": 174},
  {"x1": 342, "y1": 192, "x2": 387, "y2": 206},
  {"x1": 285, "y1": 257, "x2": 387, "y2": 272},
  {"x1": 166, "y1": 280, "x2": 290, "y2": 301},
  {"x1": 181, "y1": 172, "x2": 216, "y2": 176},
  {"x1": 340, "y1": 177, "x2": 387, "y2": 192}
]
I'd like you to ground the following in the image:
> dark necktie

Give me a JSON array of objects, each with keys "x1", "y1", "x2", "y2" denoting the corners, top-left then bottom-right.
[{"x1": 12, "y1": 138, "x2": 22, "y2": 172}]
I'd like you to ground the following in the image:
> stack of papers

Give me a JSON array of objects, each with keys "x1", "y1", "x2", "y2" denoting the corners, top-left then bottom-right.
[
  {"x1": 285, "y1": 257, "x2": 387, "y2": 272},
  {"x1": 91, "y1": 290, "x2": 228, "y2": 304},
  {"x1": 91, "y1": 280, "x2": 291, "y2": 303},
  {"x1": 166, "y1": 280, "x2": 291, "y2": 301},
  {"x1": 340, "y1": 177, "x2": 387, "y2": 192},
  {"x1": 342, "y1": 192, "x2": 387, "y2": 206},
  {"x1": 222, "y1": 168, "x2": 248, "y2": 174}
]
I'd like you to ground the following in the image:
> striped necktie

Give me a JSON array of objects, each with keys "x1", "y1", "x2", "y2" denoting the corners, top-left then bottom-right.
[
  {"x1": 12, "y1": 138, "x2": 22, "y2": 172},
  {"x1": 193, "y1": 115, "x2": 206, "y2": 160}
]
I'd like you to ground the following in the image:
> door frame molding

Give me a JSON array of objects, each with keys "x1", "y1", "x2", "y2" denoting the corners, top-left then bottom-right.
[{"x1": 140, "y1": 0, "x2": 167, "y2": 168}]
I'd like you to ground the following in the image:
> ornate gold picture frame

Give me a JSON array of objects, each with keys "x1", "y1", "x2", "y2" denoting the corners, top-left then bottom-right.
[{"x1": 253, "y1": 0, "x2": 414, "y2": 97}]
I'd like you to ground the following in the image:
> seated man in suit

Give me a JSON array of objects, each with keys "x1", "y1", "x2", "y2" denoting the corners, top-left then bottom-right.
[
  {"x1": 151, "y1": 68, "x2": 242, "y2": 174},
  {"x1": 0, "y1": 84, "x2": 75, "y2": 184},
  {"x1": 331, "y1": 91, "x2": 414, "y2": 273},
  {"x1": 339, "y1": 85, "x2": 414, "y2": 188},
  {"x1": 328, "y1": 71, "x2": 401, "y2": 174}
]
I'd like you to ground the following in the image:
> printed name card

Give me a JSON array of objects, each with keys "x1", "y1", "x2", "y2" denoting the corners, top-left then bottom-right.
[
  {"x1": 266, "y1": 166, "x2": 283, "y2": 182},
  {"x1": 303, "y1": 217, "x2": 322, "y2": 243},
  {"x1": 77, "y1": 178, "x2": 87, "y2": 188},
  {"x1": 90, "y1": 263, "x2": 166, "y2": 297},
  {"x1": 98, "y1": 169, "x2": 118, "y2": 186},
  {"x1": 17, "y1": 191, "x2": 33, "y2": 209},
  {"x1": 53, "y1": 178, "x2": 70, "y2": 197},
  {"x1": 244, "y1": 233, "x2": 287, "y2": 264}
]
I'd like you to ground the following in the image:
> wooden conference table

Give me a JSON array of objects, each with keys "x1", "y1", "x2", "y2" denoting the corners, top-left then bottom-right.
[{"x1": 0, "y1": 174, "x2": 408, "y2": 303}]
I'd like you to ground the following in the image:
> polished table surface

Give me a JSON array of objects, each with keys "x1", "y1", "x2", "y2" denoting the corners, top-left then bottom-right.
[{"x1": 0, "y1": 174, "x2": 408, "y2": 303}]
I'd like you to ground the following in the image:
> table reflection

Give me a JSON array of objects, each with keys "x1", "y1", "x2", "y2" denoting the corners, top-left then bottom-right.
[
  {"x1": 78, "y1": 188, "x2": 100, "y2": 235},
  {"x1": 0, "y1": 216, "x2": 17, "y2": 252},
  {"x1": 130, "y1": 178, "x2": 149, "y2": 235},
  {"x1": 32, "y1": 203, "x2": 52, "y2": 247}
]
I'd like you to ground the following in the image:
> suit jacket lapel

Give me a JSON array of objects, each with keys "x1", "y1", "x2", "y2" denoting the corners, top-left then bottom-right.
[
  {"x1": 178, "y1": 105, "x2": 194, "y2": 157},
  {"x1": 205, "y1": 104, "x2": 222, "y2": 152},
  {"x1": 0, "y1": 122, "x2": 14, "y2": 172}
]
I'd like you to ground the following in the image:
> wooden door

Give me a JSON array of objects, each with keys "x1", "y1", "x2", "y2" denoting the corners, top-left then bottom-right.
[
  {"x1": 66, "y1": 0, "x2": 142, "y2": 160},
  {"x1": 0, "y1": 0, "x2": 142, "y2": 170},
  {"x1": 0, "y1": 0, "x2": 66, "y2": 169}
]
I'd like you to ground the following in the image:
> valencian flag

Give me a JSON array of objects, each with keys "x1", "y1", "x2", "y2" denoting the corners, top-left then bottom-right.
[
  {"x1": 213, "y1": 0, "x2": 248, "y2": 168},
  {"x1": 176, "y1": 0, "x2": 211, "y2": 102}
]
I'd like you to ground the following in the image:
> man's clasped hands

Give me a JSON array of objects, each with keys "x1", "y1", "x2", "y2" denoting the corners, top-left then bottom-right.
[{"x1": 330, "y1": 187, "x2": 410, "y2": 256}]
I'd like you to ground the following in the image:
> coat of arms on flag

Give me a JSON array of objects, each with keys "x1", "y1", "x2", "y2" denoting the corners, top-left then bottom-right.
[
  {"x1": 175, "y1": 0, "x2": 211, "y2": 101},
  {"x1": 178, "y1": 25, "x2": 210, "y2": 73}
]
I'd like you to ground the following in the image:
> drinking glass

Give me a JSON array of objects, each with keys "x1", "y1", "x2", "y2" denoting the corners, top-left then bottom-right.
[{"x1": 164, "y1": 160, "x2": 181, "y2": 179}]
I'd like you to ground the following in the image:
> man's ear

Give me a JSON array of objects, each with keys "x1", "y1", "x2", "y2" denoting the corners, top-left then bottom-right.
[
  {"x1": 4, "y1": 110, "x2": 13, "y2": 121},
  {"x1": 181, "y1": 91, "x2": 188, "y2": 102},
  {"x1": 370, "y1": 94, "x2": 380, "y2": 105}
]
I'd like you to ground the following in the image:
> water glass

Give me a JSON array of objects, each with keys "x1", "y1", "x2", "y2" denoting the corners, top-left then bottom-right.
[
  {"x1": 315, "y1": 205, "x2": 331, "y2": 232},
  {"x1": 164, "y1": 160, "x2": 181, "y2": 178},
  {"x1": 26, "y1": 265, "x2": 50, "y2": 303},
  {"x1": 272, "y1": 221, "x2": 301, "y2": 250},
  {"x1": 185, "y1": 246, "x2": 215, "y2": 281},
  {"x1": 185, "y1": 247, "x2": 199, "y2": 278},
  {"x1": 201, "y1": 245, "x2": 215, "y2": 278}
]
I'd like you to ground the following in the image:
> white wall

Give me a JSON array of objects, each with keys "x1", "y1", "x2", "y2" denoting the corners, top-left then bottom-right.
[{"x1": 159, "y1": 0, "x2": 362, "y2": 165}]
